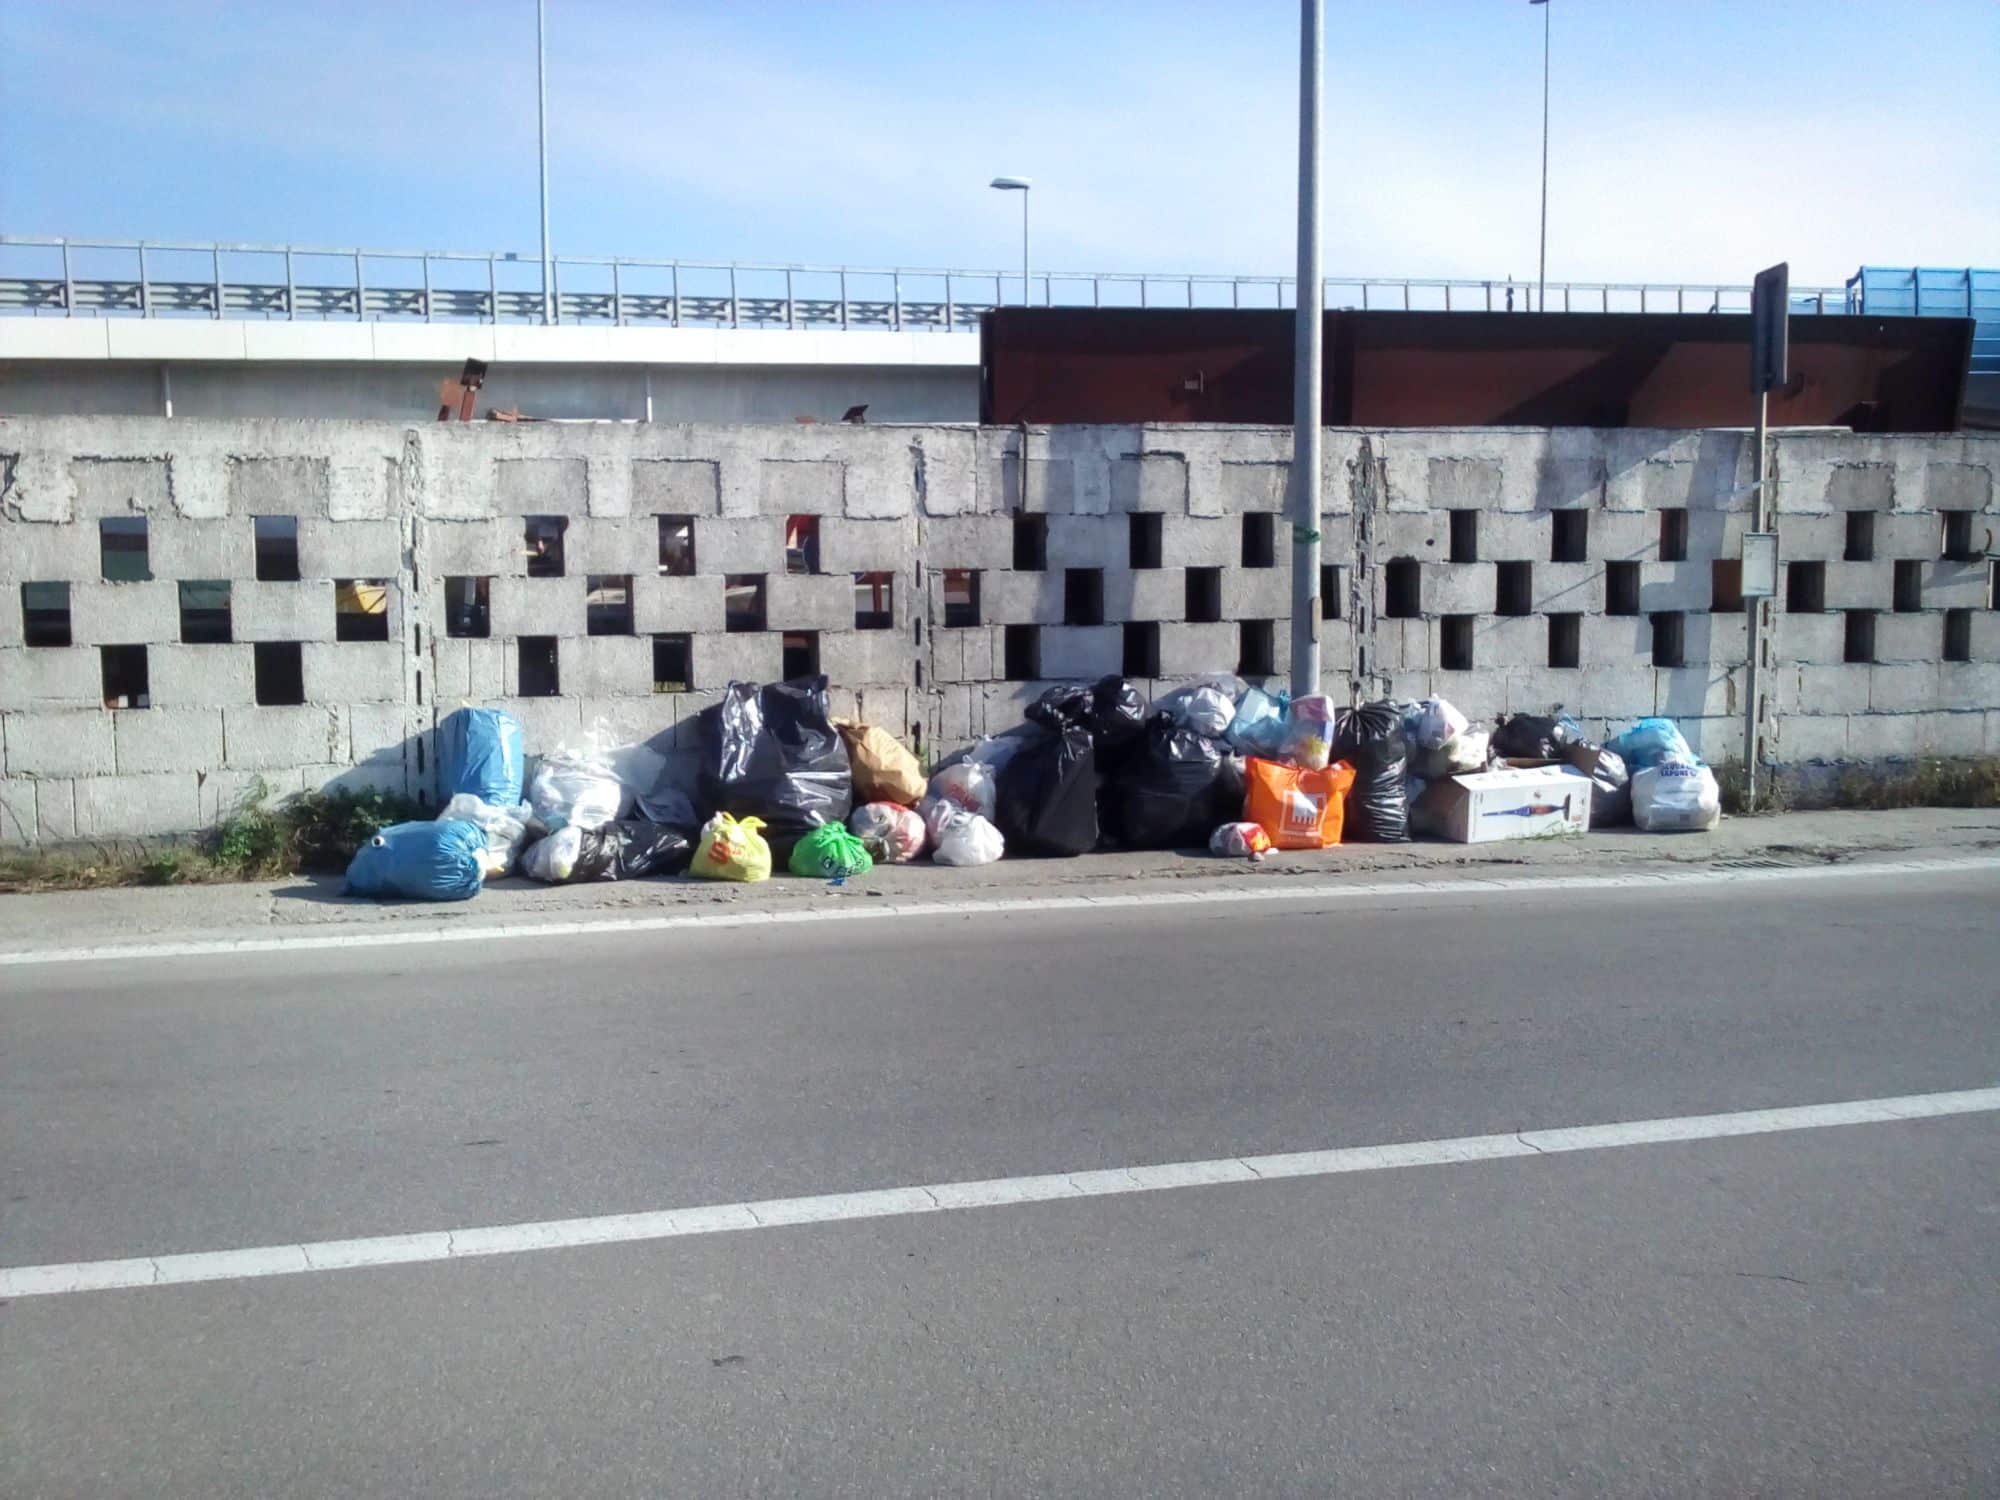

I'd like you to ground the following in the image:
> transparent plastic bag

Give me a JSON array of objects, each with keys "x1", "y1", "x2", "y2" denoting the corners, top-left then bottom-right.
[
  {"x1": 932, "y1": 810, "x2": 1005, "y2": 867},
  {"x1": 437, "y1": 793, "x2": 532, "y2": 875},
  {"x1": 527, "y1": 721, "x2": 625, "y2": 832}
]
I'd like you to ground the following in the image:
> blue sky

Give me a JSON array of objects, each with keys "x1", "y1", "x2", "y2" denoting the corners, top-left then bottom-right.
[{"x1": 2, "y1": 1, "x2": 1994, "y2": 288}]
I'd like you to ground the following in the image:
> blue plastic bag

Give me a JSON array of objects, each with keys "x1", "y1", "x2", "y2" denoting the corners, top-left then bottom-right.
[
  {"x1": 1227, "y1": 687, "x2": 1291, "y2": 758},
  {"x1": 438, "y1": 708, "x2": 525, "y2": 806},
  {"x1": 1607, "y1": 716, "x2": 1699, "y2": 772},
  {"x1": 344, "y1": 820, "x2": 487, "y2": 902}
]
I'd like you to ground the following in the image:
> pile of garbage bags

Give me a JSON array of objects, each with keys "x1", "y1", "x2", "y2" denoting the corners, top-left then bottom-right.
[{"x1": 342, "y1": 677, "x2": 1719, "y2": 903}]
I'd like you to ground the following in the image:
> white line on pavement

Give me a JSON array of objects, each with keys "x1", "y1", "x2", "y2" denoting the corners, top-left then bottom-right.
[
  {"x1": 3, "y1": 853, "x2": 1996, "y2": 971},
  {"x1": 4, "y1": 1086, "x2": 1993, "y2": 1300}
]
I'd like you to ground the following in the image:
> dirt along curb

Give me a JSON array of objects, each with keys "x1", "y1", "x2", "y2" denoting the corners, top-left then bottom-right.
[{"x1": 1, "y1": 808, "x2": 1996, "y2": 961}]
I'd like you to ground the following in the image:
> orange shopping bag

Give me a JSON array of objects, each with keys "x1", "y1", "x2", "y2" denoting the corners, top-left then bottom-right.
[{"x1": 1243, "y1": 757, "x2": 1357, "y2": 849}]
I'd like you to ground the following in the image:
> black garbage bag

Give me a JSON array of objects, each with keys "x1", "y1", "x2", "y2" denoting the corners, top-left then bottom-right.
[
  {"x1": 571, "y1": 819, "x2": 695, "y2": 881},
  {"x1": 1562, "y1": 742, "x2": 1631, "y2": 827},
  {"x1": 1332, "y1": 699, "x2": 1410, "y2": 843},
  {"x1": 1491, "y1": 712, "x2": 1586, "y2": 761},
  {"x1": 995, "y1": 723, "x2": 1099, "y2": 857},
  {"x1": 1109, "y1": 713, "x2": 1230, "y2": 850},
  {"x1": 1088, "y1": 675, "x2": 1149, "y2": 762},
  {"x1": 696, "y1": 677, "x2": 852, "y2": 855}
]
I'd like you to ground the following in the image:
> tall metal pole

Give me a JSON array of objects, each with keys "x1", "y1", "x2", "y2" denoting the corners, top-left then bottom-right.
[
  {"x1": 1536, "y1": 0, "x2": 1550, "y2": 312},
  {"x1": 1021, "y1": 190, "x2": 1031, "y2": 307},
  {"x1": 1289, "y1": 0, "x2": 1323, "y2": 698},
  {"x1": 537, "y1": 0, "x2": 554, "y2": 325},
  {"x1": 1743, "y1": 389, "x2": 1768, "y2": 806}
]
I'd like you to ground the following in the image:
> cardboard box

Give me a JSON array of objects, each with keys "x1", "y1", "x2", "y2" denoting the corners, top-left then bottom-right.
[{"x1": 1420, "y1": 764, "x2": 1594, "y2": 844}]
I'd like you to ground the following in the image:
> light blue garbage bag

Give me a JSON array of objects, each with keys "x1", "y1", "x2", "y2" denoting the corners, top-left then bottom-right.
[
  {"x1": 1227, "y1": 687, "x2": 1291, "y2": 757},
  {"x1": 1607, "y1": 716, "x2": 1698, "y2": 772},
  {"x1": 344, "y1": 820, "x2": 487, "y2": 902},
  {"x1": 438, "y1": 707, "x2": 525, "y2": 807}
]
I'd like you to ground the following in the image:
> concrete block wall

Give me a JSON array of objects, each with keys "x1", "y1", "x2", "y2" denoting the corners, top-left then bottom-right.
[{"x1": 1, "y1": 415, "x2": 1995, "y2": 842}]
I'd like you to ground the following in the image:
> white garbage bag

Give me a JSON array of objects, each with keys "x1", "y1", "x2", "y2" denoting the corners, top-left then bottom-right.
[
  {"x1": 932, "y1": 810, "x2": 1005, "y2": 867},
  {"x1": 1156, "y1": 677, "x2": 1243, "y2": 737},
  {"x1": 521, "y1": 825, "x2": 585, "y2": 882},
  {"x1": 1445, "y1": 730, "x2": 1491, "y2": 773},
  {"x1": 1631, "y1": 763, "x2": 1721, "y2": 832},
  {"x1": 437, "y1": 793, "x2": 532, "y2": 875},
  {"x1": 528, "y1": 725, "x2": 625, "y2": 831},
  {"x1": 925, "y1": 761, "x2": 997, "y2": 821},
  {"x1": 1411, "y1": 697, "x2": 1469, "y2": 751}
]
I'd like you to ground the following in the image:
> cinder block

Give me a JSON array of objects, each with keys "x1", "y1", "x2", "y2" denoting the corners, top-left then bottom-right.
[
  {"x1": 34, "y1": 777, "x2": 77, "y2": 840},
  {"x1": 669, "y1": 691, "x2": 727, "y2": 747},
  {"x1": 1578, "y1": 666, "x2": 1657, "y2": 719},
  {"x1": 310, "y1": 761, "x2": 413, "y2": 800},
  {"x1": 0, "y1": 518, "x2": 97, "y2": 582},
  {"x1": 1822, "y1": 560, "x2": 1887, "y2": 610},
  {"x1": 114, "y1": 706, "x2": 223, "y2": 775},
  {"x1": 299, "y1": 517, "x2": 405, "y2": 578},
  {"x1": 479, "y1": 695, "x2": 581, "y2": 751},
  {"x1": 1427, "y1": 563, "x2": 1496, "y2": 615},
  {"x1": 1871, "y1": 614, "x2": 1939, "y2": 664},
  {"x1": 699, "y1": 631, "x2": 785, "y2": 687},
  {"x1": 223, "y1": 705, "x2": 347, "y2": 770},
  {"x1": 1922, "y1": 559, "x2": 1990, "y2": 609},
  {"x1": 632, "y1": 458, "x2": 722, "y2": 516},
  {"x1": 1532, "y1": 562, "x2": 1599, "y2": 614},
  {"x1": 1128, "y1": 453, "x2": 1188, "y2": 513},
  {"x1": 1037, "y1": 625, "x2": 1122, "y2": 680},
  {"x1": 981, "y1": 569, "x2": 1064, "y2": 624},
  {"x1": 819, "y1": 518, "x2": 914, "y2": 574},
  {"x1": 1427, "y1": 456, "x2": 1503, "y2": 509},
  {"x1": 1433, "y1": 669, "x2": 1508, "y2": 721},
  {"x1": 561, "y1": 635, "x2": 652, "y2": 697},
  {"x1": 350, "y1": 703, "x2": 419, "y2": 765},
  {"x1": 573, "y1": 695, "x2": 678, "y2": 752},
  {"x1": 961, "y1": 627, "x2": 998, "y2": 681},
  {"x1": 72, "y1": 456, "x2": 172, "y2": 518},
  {"x1": 1374, "y1": 618, "x2": 1432, "y2": 673},
  {"x1": 768, "y1": 573, "x2": 857, "y2": 632},
  {"x1": 152, "y1": 517, "x2": 255, "y2": 578},
  {"x1": 1971, "y1": 613, "x2": 2000, "y2": 663},
  {"x1": 236, "y1": 580, "x2": 336, "y2": 643},
  {"x1": 1778, "y1": 515, "x2": 1844, "y2": 556},
  {"x1": 1045, "y1": 516, "x2": 1128, "y2": 569},
  {"x1": 0, "y1": 647, "x2": 104, "y2": 710},
  {"x1": 820, "y1": 629, "x2": 918, "y2": 687},
  {"x1": 1782, "y1": 614, "x2": 1845, "y2": 665},
  {"x1": 1635, "y1": 563, "x2": 1709, "y2": 612},
  {"x1": 1683, "y1": 611, "x2": 1747, "y2": 667},
  {"x1": 1590, "y1": 510, "x2": 1651, "y2": 560},
  {"x1": 1578, "y1": 614, "x2": 1649, "y2": 668},
  {"x1": 1157, "y1": 622, "x2": 1239, "y2": 677},
  {"x1": 1774, "y1": 713, "x2": 1849, "y2": 763},
  {"x1": 424, "y1": 520, "x2": 513, "y2": 577},
  {"x1": 631, "y1": 574, "x2": 724, "y2": 635},
  {"x1": 200, "y1": 767, "x2": 306, "y2": 826},
  {"x1": 1480, "y1": 512, "x2": 1550, "y2": 560},
  {"x1": 1656, "y1": 665, "x2": 1741, "y2": 720},
  {"x1": 429, "y1": 638, "x2": 506, "y2": 704},
  {"x1": 1101, "y1": 568, "x2": 1184, "y2": 624},
  {"x1": 0, "y1": 774, "x2": 35, "y2": 844},
  {"x1": 564, "y1": 517, "x2": 653, "y2": 575},
  {"x1": 1923, "y1": 460, "x2": 1993, "y2": 511},
  {"x1": 1874, "y1": 514, "x2": 1941, "y2": 556},
  {"x1": 494, "y1": 456, "x2": 589, "y2": 517},
  {"x1": 1160, "y1": 514, "x2": 1239, "y2": 567},
  {"x1": 1822, "y1": 462, "x2": 1894, "y2": 512},
  {"x1": 1783, "y1": 663, "x2": 1871, "y2": 715},
  {"x1": 74, "y1": 771, "x2": 202, "y2": 836},
  {"x1": 758, "y1": 458, "x2": 846, "y2": 516},
  {"x1": 2, "y1": 709, "x2": 115, "y2": 777},
  {"x1": 1848, "y1": 711, "x2": 1923, "y2": 758},
  {"x1": 1475, "y1": 615, "x2": 1543, "y2": 668},
  {"x1": 69, "y1": 580, "x2": 180, "y2": 646},
  {"x1": 303, "y1": 642, "x2": 404, "y2": 704},
  {"x1": 693, "y1": 516, "x2": 784, "y2": 575},
  {"x1": 1222, "y1": 567, "x2": 1290, "y2": 621},
  {"x1": 1867, "y1": 663, "x2": 1940, "y2": 712},
  {"x1": 922, "y1": 516, "x2": 1014, "y2": 571},
  {"x1": 230, "y1": 456, "x2": 329, "y2": 517},
  {"x1": 1910, "y1": 709, "x2": 1987, "y2": 756},
  {"x1": 1376, "y1": 509, "x2": 1447, "y2": 558},
  {"x1": 489, "y1": 574, "x2": 587, "y2": 636},
  {"x1": 1218, "y1": 460, "x2": 1290, "y2": 513}
]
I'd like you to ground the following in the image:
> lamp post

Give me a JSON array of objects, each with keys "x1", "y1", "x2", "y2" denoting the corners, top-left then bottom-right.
[
  {"x1": 1531, "y1": 0, "x2": 1549, "y2": 312},
  {"x1": 1290, "y1": 0, "x2": 1322, "y2": 699},
  {"x1": 990, "y1": 177, "x2": 1032, "y2": 306},
  {"x1": 538, "y1": 0, "x2": 554, "y2": 325}
]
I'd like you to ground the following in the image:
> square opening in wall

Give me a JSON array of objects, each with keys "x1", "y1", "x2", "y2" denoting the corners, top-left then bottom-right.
[
  {"x1": 1129, "y1": 513, "x2": 1163, "y2": 570},
  {"x1": 1844, "y1": 609, "x2": 1876, "y2": 664},
  {"x1": 724, "y1": 574, "x2": 767, "y2": 632},
  {"x1": 1320, "y1": 564, "x2": 1343, "y2": 619},
  {"x1": 518, "y1": 636, "x2": 560, "y2": 696},
  {"x1": 334, "y1": 578, "x2": 390, "y2": 642},
  {"x1": 21, "y1": 582, "x2": 71, "y2": 647},
  {"x1": 99, "y1": 516, "x2": 150, "y2": 581},
  {"x1": 1548, "y1": 612, "x2": 1580, "y2": 668},
  {"x1": 942, "y1": 568, "x2": 981, "y2": 627},
  {"x1": 1659, "y1": 508, "x2": 1689, "y2": 562},
  {"x1": 653, "y1": 633, "x2": 692, "y2": 692},
  {"x1": 855, "y1": 571, "x2": 894, "y2": 630},
  {"x1": 1185, "y1": 566, "x2": 1223, "y2": 623},
  {"x1": 785, "y1": 515, "x2": 821, "y2": 575},
  {"x1": 1893, "y1": 558, "x2": 1923, "y2": 613},
  {"x1": 782, "y1": 631, "x2": 819, "y2": 680},
  {"x1": 1236, "y1": 619, "x2": 1276, "y2": 677},
  {"x1": 1064, "y1": 568, "x2": 1104, "y2": 626},
  {"x1": 1441, "y1": 615, "x2": 1474, "y2": 671},
  {"x1": 1552, "y1": 509, "x2": 1589, "y2": 563},
  {"x1": 179, "y1": 580, "x2": 233, "y2": 644},
  {"x1": 658, "y1": 516, "x2": 696, "y2": 576},
  {"x1": 1606, "y1": 559, "x2": 1640, "y2": 616},
  {"x1": 586, "y1": 574, "x2": 634, "y2": 635},
  {"x1": 1943, "y1": 609, "x2": 1972, "y2": 663},
  {"x1": 445, "y1": 576, "x2": 491, "y2": 638},
  {"x1": 524, "y1": 516, "x2": 567, "y2": 577},
  {"x1": 1012, "y1": 514, "x2": 1047, "y2": 572},
  {"x1": 1004, "y1": 623, "x2": 1039, "y2": 681},
  {"x1": 252, "y1": 641, "x2": 304, "y2": 706},
  {"x1": 1786, "y1": 560, "x2": 1825, "y2": 613},
  {"x1": 1941, "y1": 510, "x2": 1978, "y2": 561},
  {"x1": 1241, "y1": 513, "x2": 1276, "y2": 569},
  {"x1": 1711, "y1": 559, "x2": 1744, "y2": 612},
  {"x1": 1384, "y1": 558, "x2": 1422, "y2": 619},
  {"x1": 1651, "y1": 611, "x2": 1685, "y2": 668},
  {"x1": 1992, "y1": 561, "x2": 1999, "y2": 611},
  {"x1": 1495, "y1": 560, "x2": 1533, "y2": 616},
  {"x1": 1845, "y1": 511, "x2": 1876, "y2": 562},
  {"x1": 253, "y1": 516, "x2": 300, "y2": 581},
  {"x1": 100, "y1": 644, "x2": 149, "y2": 708},
  {"x1": 1123, "y1": 620, "x2": 1160, "y2": 678},
  {"x1": 1448, "y1": 509, "x2": 1479, "y2": 564}
]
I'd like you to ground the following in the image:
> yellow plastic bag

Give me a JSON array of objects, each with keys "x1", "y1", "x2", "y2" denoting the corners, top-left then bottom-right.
[
  {"x1": 833, "y1": 718, "x2": 927, "y2": 806},
  {"x1": 689, "y1": 812, "x2": 772, "y2": 882}
]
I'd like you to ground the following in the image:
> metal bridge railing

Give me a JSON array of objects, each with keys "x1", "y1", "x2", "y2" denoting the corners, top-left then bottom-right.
[{"x1": 0, "y1": 235, "x2": 1852, "y2": 331}]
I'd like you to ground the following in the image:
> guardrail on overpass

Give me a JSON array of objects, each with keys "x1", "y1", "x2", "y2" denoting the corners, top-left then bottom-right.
[{"x1": 0, "y1": 236, "x2": 1853, "y2": 332}]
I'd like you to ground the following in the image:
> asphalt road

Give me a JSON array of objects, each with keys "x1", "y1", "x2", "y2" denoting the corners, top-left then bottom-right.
[{"x1": 4, "y1": 862, "x2": 1997, "y2": 1496}]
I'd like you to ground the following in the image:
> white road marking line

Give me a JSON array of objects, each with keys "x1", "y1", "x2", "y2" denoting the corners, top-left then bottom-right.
[
  {"x1": 4, "y1": 1086, "x2": 1993, "y2": 1300},
  {"x1": 3, "y1": 853, "x2": 1996, "y2": 971}
]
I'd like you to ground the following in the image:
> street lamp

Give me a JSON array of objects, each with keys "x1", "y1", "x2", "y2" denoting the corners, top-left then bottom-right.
[
  {"x1": 538, "y1": 0, "x2": 554, "y2": 325},
  {"x1": 1531, "y1": 0, "x2": 1549, "y2": 312},
  {"x1": 990, "y1": 177, "x2": 1032, "y2": 307}
]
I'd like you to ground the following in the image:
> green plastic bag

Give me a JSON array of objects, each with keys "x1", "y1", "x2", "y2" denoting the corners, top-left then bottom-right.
[{"x1": 789, "y1": 822, "x2": 874, "y2": 880}]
